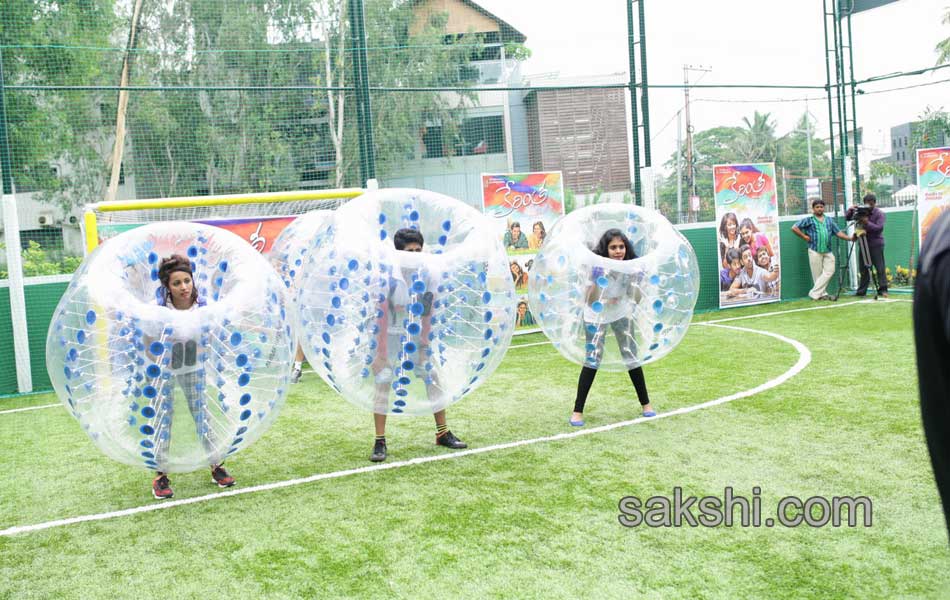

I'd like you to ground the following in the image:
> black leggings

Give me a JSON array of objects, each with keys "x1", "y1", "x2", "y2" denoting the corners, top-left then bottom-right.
[{"x1": 573, "y1": 366, "x2": 650, "y2": 413}]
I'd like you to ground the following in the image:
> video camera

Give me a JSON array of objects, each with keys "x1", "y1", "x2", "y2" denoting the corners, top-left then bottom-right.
[{"x1": 849, "y1": 205, "x2": 872, "y2": 220}]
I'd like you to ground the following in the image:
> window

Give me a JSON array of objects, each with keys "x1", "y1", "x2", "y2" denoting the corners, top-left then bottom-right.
[
  {"x1": 422, "y1": 125, "x2": 445, "y2": 158},
  {"x1": 455, "y1": 115, "x2": 505, "y2": 156},
  {"x1": 442, "y1": 31, "x2": 502, "y2": 62},
  {"x1": 422, "y1": 116, "x2": 506, "y2": 159},
  {"x1": 20, "y1": 227, "x2": 64, "y2": 251}
]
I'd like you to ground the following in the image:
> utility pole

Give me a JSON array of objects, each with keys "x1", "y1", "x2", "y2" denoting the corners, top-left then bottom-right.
[
  {"x1": 805, "y1": 99, "x2": 814, "y2": 177},
  {"x1": 683, "y1": 64, "x2": 710, "y2": 221},
  {"x1": 676, "y1": 110, "x2": 682, "y2": 222}
]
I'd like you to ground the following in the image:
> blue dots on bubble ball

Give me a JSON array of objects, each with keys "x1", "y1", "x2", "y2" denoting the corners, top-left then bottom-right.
[
  {"x1": 294, "y1": 188, "x2": 516, "y2": 416},
  {"x1": 528, "y1": 203, "x2": 699, "y2": 371},
  {"x1": 45, "y1": 222, "x2": 294, "y2": 473}
]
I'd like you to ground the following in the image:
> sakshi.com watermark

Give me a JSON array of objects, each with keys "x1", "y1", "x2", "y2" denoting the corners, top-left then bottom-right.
[{"x1": 618, "y1": 487, "x2": 872, "y2": 528}]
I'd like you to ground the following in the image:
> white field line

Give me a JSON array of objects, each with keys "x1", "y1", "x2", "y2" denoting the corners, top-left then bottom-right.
[
  {"x1": 0, "y1": 403, "x2": 60, "y2": 415},
  {"x1": 0, "y1": 323, "x2": 810, "y2": 537},
  {"x1": 698, "y1": 298, "x2": 903, "y2": 324},
  {"x1": 0, "y1": 299, "x2": 901, "y2": 417}
]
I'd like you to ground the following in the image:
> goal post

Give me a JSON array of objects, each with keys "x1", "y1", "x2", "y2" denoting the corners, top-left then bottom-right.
[{"x1": 82, "y1": 187, "x2": 366, "y2": 254}]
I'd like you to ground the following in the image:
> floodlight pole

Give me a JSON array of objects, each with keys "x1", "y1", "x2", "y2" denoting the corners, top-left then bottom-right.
[
  {"x1": 626, "y1": 0, "x2": 653, "y2": 206},
  {"x1": 627, "y1": 0, "x2": 642, "y2": 204},
  {"x1": 637, "y1": 0, "x2": 651, "y2": 168},
  {"x1": 348, "y1": 0, "x2": 376, "y2": 184}
]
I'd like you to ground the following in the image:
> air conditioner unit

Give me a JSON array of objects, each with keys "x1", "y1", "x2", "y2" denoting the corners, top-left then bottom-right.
[{"x1": 38, "y1": 211, "x2": 55, "y2": 227}]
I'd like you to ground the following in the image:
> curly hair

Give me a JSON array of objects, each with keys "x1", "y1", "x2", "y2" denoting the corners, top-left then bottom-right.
[{"x1": 158, "y1": 254, "x2": 197, "y2": 304}]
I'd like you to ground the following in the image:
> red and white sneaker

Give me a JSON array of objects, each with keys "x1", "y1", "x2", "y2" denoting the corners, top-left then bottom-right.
[
  {"x1": 152, "y1": 474, "x2": 173, "y2": 499},
  {"x1": 210, "y1": 465, "x2": 235, "y2": 488}
]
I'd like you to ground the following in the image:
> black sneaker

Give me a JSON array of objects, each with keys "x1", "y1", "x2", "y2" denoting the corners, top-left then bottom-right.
[
  {"x1": 211, "y1": 465, "x2": 235, "y2": 487},
  {"x1": 152, "y1": 474, "x2": 173, "y2": 499},
  {"x1": 370, "y1": 439, "x2": 387, "y2": 462},
  {"x1": 290, "y1": 367, "x2": 303, "y2": 384},
  {"x1": 436, "y1": 430, "x2": 468, "y2": 449}
]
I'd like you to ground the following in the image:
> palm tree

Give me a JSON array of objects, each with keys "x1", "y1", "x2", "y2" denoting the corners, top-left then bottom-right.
[{"x1": 735, "y1": 111, "x2": 778, "y2": 163}]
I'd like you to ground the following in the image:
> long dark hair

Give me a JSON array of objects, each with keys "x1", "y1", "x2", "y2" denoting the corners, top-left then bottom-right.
[
  {"x1": 719, "y1": 212, "x2": 738, "y2": 240},
  {"x1": 738, "y1": 217, "x2": 759, "y2": 235},
  {"x1": 510, "y1": 260, "x2": 524, "y2": 283},
  {"x1": 593, "y1": 229, "x2": 636, "y2": 260},
  {"x1": 532, "y1": 221, "x2": 546, "y2": 241},
  {"x1": 158, "y1": 254, "x2": 198, "y2": 305}
]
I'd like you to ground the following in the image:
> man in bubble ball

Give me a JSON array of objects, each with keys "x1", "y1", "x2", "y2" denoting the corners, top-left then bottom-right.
[
  {"x1": 369, "y1": 228, "x2": 468, "y2": 462},
  {"x1": 570, "y1": 229, "x2": 655, "y2": 426},
  {"x1": 147, "y1": 254, "x2": 235, "y2": 498}
]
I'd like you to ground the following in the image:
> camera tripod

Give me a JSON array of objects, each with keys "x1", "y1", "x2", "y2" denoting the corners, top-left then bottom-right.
[{"x1": 832, "y1": 229, "x2": 880, "y2": 301}]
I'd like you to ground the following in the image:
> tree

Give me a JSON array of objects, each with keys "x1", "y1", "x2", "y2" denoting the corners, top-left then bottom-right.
[
  {"x1": 656, "y1": 111, "x2": 832, "y2": 219},
  {"x1": 0, "y1": 0, "x2": 119, "y2": 212},
  {"x1": 734, "y1": 111, "x2": 778, "y2": 163},
  {"x1": 659, "y1": 126, "x2": 744, "y2": 216},
  {"x1": 123, "y1": 0, "x2": 483, "y2": 196},
  {"x1": 776, "y1": 113, "x2": 831, "y2": 180},
  {"x1": 936, "y1": 8, "x2": 950, "y2": 64},
  {"x1": 865, "y1": 159, "x2": 904, "y2": 198},
  {"x1": 911, "y1": 106, "x2": 950, "y2": 153}
]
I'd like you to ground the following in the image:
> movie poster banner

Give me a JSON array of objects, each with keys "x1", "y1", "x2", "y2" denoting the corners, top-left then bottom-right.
[
  {"x1": 917, "y1": 147, "x2": 950, "y2": 248},
  {"x1": 96, "y1": 216, "x2": 296, "y2": 255},
  {"x1": 481, "y1": 172, "x2": 565, "y2": 331},
  {"x1": 713, "y1": 163, "x2": 781, "y2": 309}
]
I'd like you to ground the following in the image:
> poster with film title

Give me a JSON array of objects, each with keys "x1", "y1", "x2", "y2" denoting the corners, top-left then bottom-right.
[
  {"x1": 96, "y1": 216, "x2": 296, "y2": 255},
  {"x1": 917, "y1": 147, "x2": 950, "y2": 248},
  {"x1": 481, "y1": 172, "x2": 565, "y2": 331},
  {"x1": 713, "y1": 163, "x2": 781, "y2": 309}
]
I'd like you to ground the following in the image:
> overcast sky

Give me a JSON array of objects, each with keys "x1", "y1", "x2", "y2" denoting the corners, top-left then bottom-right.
[{"x1": 475, "y1": 0, "x2": 949, "y2": 174}]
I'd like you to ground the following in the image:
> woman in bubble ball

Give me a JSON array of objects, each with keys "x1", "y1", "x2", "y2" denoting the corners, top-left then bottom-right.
[
  {"x1": 148, "y1": 254, "x2": 235, "y2": 499},
  {"x1": 570, "y1": 229, "x2": 655, "y2": 426},
  {"x1": 528, "y1": 221, "x2": 547, "y2": 250},
  {"x1": 718, "y1": 212, "x2": 740, "y2": 269}
]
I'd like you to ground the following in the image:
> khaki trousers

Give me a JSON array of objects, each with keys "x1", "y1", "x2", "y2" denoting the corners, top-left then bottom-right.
[{"x1": 807, "y1": 248, "x2": 836, "y2": 299}]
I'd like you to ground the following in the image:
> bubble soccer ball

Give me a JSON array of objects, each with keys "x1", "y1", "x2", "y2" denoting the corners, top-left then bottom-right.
[
  {"x1": 294, "y1": 188, "x2": 516, "y2": 416},
  {"x1": 46, "y1": 222, "x2": 294, "y2": 473},
  {"x1": 528, "y1": 204, "x2": 699, "y2": 371},
  {"x1": 268, "y1": 210, "x2": 332, "y2": 291}
]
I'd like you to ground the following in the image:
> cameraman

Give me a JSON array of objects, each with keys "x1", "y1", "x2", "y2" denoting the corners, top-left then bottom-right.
[{"x1": 846, "y1": 193, "x2": 888, "y2": 298}]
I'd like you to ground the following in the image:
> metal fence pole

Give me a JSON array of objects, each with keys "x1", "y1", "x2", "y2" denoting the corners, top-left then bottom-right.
[
  {"x1": 0, "y1": 48, "x2": 33, "y2": 393},
  {"x1": 627, "y1": 0, "x2": 642, "y2": 204},
  {"x1": 348, "y1": 0, "x2": 376, "y2": 184},
  {"x1": 638, "y1": 0, "x2": 651, "y2": 168}
]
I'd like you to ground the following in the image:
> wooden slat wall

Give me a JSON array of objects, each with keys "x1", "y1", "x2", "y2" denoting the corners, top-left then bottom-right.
[{"x1": 526, "y1": 88, "x2": 630, "y2": 193}]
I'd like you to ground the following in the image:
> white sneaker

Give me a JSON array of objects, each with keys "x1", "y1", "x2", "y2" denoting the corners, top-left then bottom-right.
[{"x1": 290, "y1": 367, "x2": 303, "y2": 384}]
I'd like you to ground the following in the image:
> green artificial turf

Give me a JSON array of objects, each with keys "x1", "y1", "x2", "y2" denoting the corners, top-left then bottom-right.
[{"x1": 1, "y1": 298, "x2": 947, "y2": 599}]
